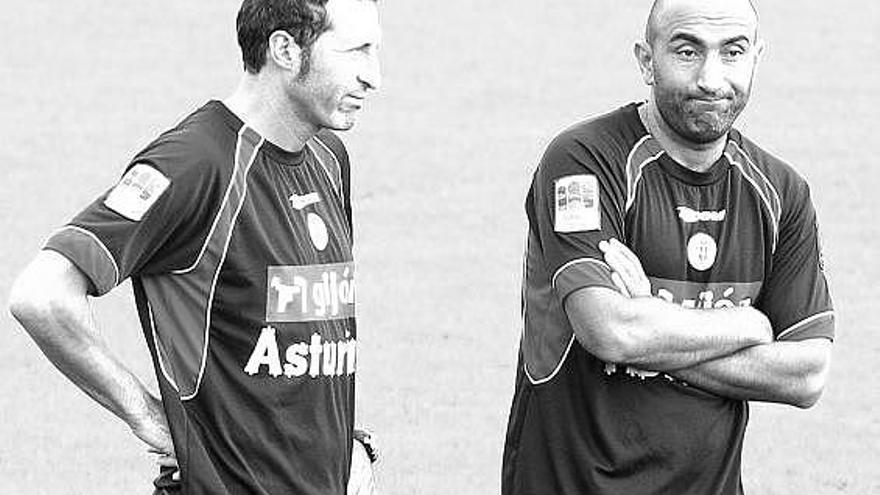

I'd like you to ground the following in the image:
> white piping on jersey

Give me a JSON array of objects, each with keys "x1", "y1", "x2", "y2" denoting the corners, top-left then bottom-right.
[
  {"x1": 528, "y1": 257, "x2": 606, "y2": 385},
  {"x1": 776, "y1": 310, "x2": 835, "y2": 341},
  {"x1": 551, "y1": 258, "x2": 611, "y2": 290},
  {"x1": 524, "y1": 335, "x2": 576, "y2": 386},
  {"x1": 518, "y1": 231, "x2": 530, "y2": 372},
  {"x1": 729, "y1": 141, "x2": 782, "y2": 216},
  {"x1": 530, "y1": 257, "x2": 611, "y2": 384},
  {"x1": 182, "y1": 130, "x2": 265, "y2": 402},
  {"x1": 625, "y1": 135, "x2": 665, "y2": 212},
  {"x1": 519, "y1": 233, "x2": 529, "y2": 337},
  {"x1": 724, "y1": 151, "x2": 781, "y2": 253},
  {"x1": 59, "y1": 225, "x2": 121, "y2": 290},
  {"x1": 308, "y1": 135, "x2": 342, "y2": 196},
  {"x1": 147, "y1": 300, "x2": 181, "y2": 393},
  {"x1": 172, "y1": 126, "x2": 251, "y2": 275}
]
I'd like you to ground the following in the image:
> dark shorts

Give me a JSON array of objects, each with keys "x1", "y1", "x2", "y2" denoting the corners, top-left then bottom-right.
[{"x1": 152, "y1": 466, "x2": 181, "y2": 495}]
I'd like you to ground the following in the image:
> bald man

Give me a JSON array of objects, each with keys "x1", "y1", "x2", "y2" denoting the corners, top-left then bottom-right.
[{"x1": 502, "y1": 0, "x2": 834, "y2": 493}]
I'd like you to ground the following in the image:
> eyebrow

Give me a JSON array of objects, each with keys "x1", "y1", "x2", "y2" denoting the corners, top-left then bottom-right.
[
  {"x1": 668, "y1": 32, "x2": 704, "y2": 46},
  {"x1": 668, "y1": 32, "x2": 752, "y2": 46}
]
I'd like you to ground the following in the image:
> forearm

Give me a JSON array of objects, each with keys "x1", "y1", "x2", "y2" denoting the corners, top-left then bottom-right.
[
  {"x1": 9, "y1": 252, "x2": 160, "y2": 428},
  {"x1": 567, "y1": 287, "x2": 772, "y2": 371},
  {"x1": 29, "y1": 315, "x2": 159, "y2": 426},
  {"x1": 670, "y1": 338, "x2": 832, "y2": 408}
]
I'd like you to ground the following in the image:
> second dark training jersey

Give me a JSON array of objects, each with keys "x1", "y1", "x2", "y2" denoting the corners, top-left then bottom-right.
[
  {"x1": 46, "y1": 101, "x2": 357, "y2": 494},
  {"x1": 503, "y1": 103, "x2": 834, "y2": 495}
]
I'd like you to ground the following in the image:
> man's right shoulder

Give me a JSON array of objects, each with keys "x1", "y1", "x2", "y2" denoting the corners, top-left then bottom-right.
[
  {"x1": 538, "y1": 103, "x2": 645, "y2": 176},
  {"x1": 552, "y1": 104, "x2": 641, "y2": 149}
]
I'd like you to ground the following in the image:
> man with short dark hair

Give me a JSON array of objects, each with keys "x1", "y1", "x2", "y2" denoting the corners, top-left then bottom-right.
[
  {"x1": 502, "y1": 0, "x2": 834, "y2": 493},
  {"x1": 9, "y1": 0, "x2": 381, "y2": 493}
]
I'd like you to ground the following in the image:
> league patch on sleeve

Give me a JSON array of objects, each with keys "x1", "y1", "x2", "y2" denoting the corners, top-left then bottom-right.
[
  {"x1": 554, "y1": 175, "x2": 600, "y2": 233},
  {"x1": 103, "y1": 164, "x2": 170, "y2": 221}
]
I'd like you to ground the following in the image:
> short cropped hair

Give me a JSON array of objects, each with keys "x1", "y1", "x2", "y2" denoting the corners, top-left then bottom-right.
[
  {"x1": 644, "y1": 0, "x2": 758, "y2": 44},
  {"x1": 236, "y1": 0, "x2": 331, "y2": 74}
]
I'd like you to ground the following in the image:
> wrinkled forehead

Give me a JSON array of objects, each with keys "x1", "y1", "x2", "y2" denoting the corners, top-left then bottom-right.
[
  {"x1": 648, "y1": 0, "x2": 758, "y2": 45},
  {"x1": 324, "y1": 0, "x2": 381, "y2": 45}
]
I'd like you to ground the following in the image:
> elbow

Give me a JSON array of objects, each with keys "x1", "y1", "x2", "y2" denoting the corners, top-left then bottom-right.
[
  {"x1": 8, "y1": 269, "x2": 69, "y2": 339},
  {"x1": 791, "y1": 341, "x2": 833, "y2": 409},
  {"x1": 789, "y1": 367, "x2": 830, "y2": 409},
  {"x1": 574, "y1": 319, "x2": 642, "y2": 364},
  {"x1": 9, "y1": 252, "x2": 89, "y2": 336},
  {"x1": 9, "y1": 274, "x2": 49, "y2": 332},
  {"x1": 565, "y1": 287, "x2": 646, "y2": 364},
  {"x1": 792, "y1": 386, "x2": 824, "y2": 409}
]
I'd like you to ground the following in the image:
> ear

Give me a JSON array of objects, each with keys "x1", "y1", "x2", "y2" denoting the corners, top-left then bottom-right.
[
  {"x1": 633, "y1": 40, "x2": 654, "y2": 86},
  {"x1": 754, "y1": 37, "x2": 766, "y2": 66},
  {"x1": 267, "y1": 30, "x2": 303, "y2": 73}
]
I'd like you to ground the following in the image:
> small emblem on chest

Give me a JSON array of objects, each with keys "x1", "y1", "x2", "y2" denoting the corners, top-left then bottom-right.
[
  {"x1": 289, "y1": 192, "x2": 321, "y2": 210},
  {"x1": 687, "y1": 232, "x2": 718, "y2": 271},
  {"x1": 307, "y1": 213, "x2": 329, "y2": 251}
]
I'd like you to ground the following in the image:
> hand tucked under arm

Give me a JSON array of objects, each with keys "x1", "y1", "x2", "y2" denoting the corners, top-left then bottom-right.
[
  {"x1": 670, "y1": 337, "x2": 832, "y2": 408},
  {"x1": 8, "y1": 250, "x2": 176, "y2": 463}
]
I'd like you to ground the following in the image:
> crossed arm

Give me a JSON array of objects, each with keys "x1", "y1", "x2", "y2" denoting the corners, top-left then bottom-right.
[
  {"x1": 8, "y1": 250, "x2": 177, "y2": 464},
  {"x1": 564, "y1": 239, "x2": 832, "y2": 408}
]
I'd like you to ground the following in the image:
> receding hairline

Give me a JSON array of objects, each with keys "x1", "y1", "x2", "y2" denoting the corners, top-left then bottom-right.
[{"x1": 644, "y1": 0, "x2": 759, "y2": 44}]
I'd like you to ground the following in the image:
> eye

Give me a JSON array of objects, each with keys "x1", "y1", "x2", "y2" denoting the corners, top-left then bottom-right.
[
  {"x1": 349, "y1": 43, "x2": 374, "y2": 54},
  {"x1": 723, "y1": 45, "x2": 747, "y2": 60},
  {"x1": 676, "y1": 47, "x2": 699, "y2": 60}
]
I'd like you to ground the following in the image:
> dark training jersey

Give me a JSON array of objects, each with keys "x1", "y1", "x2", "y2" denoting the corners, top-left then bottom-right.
[
  {"x1": 46, "y1": 101, "x2": 357, "y2": 494},
  {"x1": 502, "y1": 103, "x2": 834, "y2": 495}
]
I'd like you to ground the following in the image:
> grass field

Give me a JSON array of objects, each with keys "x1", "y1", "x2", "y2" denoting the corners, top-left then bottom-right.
[{"x1": 1, "y1": 1, "x2": 878, "y2": 493}]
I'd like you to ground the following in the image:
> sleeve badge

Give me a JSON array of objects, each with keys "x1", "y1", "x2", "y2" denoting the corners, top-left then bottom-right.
[
  {"x1": 554, "y1": 174, "x2": 600, "y2": 233},
  {"x1": 103, "y1": 163, "x2": 171, "y2": 221}
]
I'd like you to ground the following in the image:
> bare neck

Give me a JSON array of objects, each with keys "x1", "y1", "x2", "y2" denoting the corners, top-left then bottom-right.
[
  {"x1": 638, "y1": 99, "x2": 727, "y2": 173},
  {"x1": 223, "y1": 73, "x2": 317, "y2": 152}
]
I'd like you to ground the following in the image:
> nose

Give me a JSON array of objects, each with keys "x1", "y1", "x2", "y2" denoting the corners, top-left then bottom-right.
[
  {"x1": 358, "y1": 53, "x2": 381, "y2": 92},
  {"x1": 696, "y1": 52, "x2": 725, "y2": 96}
]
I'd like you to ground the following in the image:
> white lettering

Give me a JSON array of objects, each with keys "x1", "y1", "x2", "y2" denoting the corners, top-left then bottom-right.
[
  {"x1": 284, "y1": 342, "x2": 309, "y2": 377},
  {"x1": 346, "y1": 338, "x2": 357, "y2": 374},
  {"x1": 677, "y1": 206, "x2": 726, "y2": 223},
  {"x1": 323, "y1": 341, "x2": 338, "y2": 377},
  {"x1": 339, "y1": 266, "x2": 355, "y2": 304},
  {"x1": 656, "y1": 286, "x2": 754, "y2": 310},
  {"x1": 337, "y1": 340, "x2": 350, "y2": 375},
  {"x1": 625, "y1": 366, "x2": 661, "y2": 380},
  {"x1": 268, "y1": 264, "x2": 355, "y2": 322},
  {"x1": 244, "y1": 326, "x2": 283, "y2": 377},
  {"x1": 309, "y1": 333, "x2": 323, "y2": 377},
  {"x1": 244, "y1": 329, "x2": 357, "y2": 379}
]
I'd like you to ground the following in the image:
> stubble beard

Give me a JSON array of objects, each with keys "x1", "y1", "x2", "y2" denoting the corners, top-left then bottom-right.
[{"x1": 654, "y1": 85, "x2": 750, "y2": 145}]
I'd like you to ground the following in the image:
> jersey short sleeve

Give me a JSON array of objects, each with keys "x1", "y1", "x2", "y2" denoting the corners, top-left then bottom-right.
[
  {"x1": 45, "y1": 132, "x2": 223, "y2": 296},
  {"x1": 530, "y1": 129, "x2": 628, "y2": 300},
  {"x1": 756, "y1": 181, "x2": 835, "y2": 341}
]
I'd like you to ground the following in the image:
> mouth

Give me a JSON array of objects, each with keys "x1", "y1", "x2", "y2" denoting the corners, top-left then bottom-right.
[
  {"x1": 690, "y1": 97, "x2": 728, "y2": 103},
  {"x1": 687, "y1": 97, "x2": 731, "y2": 112},
  {"x1": 339, "y1": 98, "x2": 364, "y2": 112}
]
